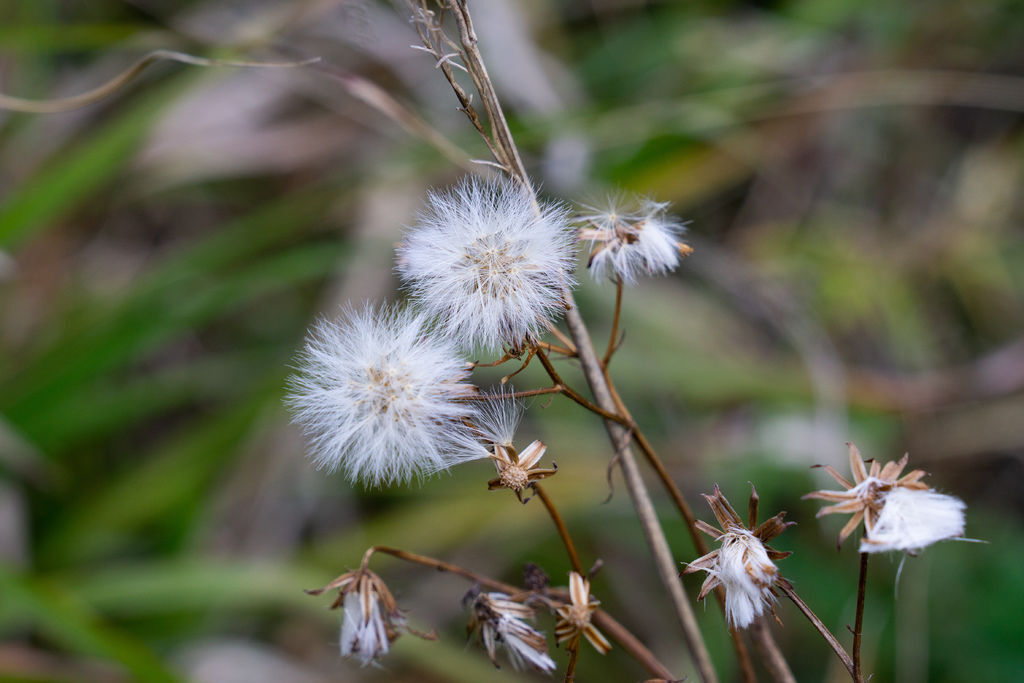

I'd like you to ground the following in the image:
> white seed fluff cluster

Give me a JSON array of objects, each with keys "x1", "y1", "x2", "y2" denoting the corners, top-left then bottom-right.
[
  {"x1": 340, "y1": 590, "x2": 393, "y2": 665},
  {"x1": 860, "y1": 487, "x2": 966, "y2": 554},
  {"x1": 580, "y1": 198, "x2": 689, "y2": 283},
  {"x1": 287, "y1": 304, "x2": 482, "y2": 486},
  {"x1": 713, "y1": 529, "x2": 779, "y2": 628},
  {"x1": 398, "y1": 176, "x2": 576, "y2": 352}
]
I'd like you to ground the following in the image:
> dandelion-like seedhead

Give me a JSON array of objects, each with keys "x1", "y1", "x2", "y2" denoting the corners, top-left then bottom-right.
[
  {"x1": 398, "y1": 175, "x2": 576, "y2": 352},
  {"x1": 804, "y1": 443, "x2": 966, "y2": 553},
  {"x1": 579, "y1": 197, "x2": 692, "y2": 283},
  {"x1": 467, "y1": 591, "x2": 557, "y2": 672},
  {"x1": 286, "y1": 304, "x2": 483, "y2": 486},
  {"x1": 683, "y1": 485, "x2": 793, "y2": 629}
]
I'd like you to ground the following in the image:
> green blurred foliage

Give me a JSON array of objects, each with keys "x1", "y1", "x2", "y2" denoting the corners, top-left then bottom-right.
[{"x1": 1, "y1": 0, "x2": 1022, "y2": 681}]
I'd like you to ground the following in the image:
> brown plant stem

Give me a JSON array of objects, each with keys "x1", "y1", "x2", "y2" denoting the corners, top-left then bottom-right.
[
  {"x1": 534, "y1": 348, "x2": 632, "y2": 426},
  {"x1": 604, "y1": 278, "x2": 624, "y2": 366},
  {"x1": 564, "y1": 645, "x2": 580, "y2": 682},
  {"x1": 749, "y1": 618, "x2": 797, "y2": 683},
  {"x1": 777, "y1": 578, "x2": 855, "y2": 677},
  {"x1": 360, "y1": 545, "x2": 674, "y2": 680},
  {"x1": 461, "y1": 386, "x2": 563, "y2": 401},
  {"x1": 533, "y1": 483, "x2": 585, "y2": 575},
  {"x1": 853, "y1": 552, "x2": 869, "y2": 683}
]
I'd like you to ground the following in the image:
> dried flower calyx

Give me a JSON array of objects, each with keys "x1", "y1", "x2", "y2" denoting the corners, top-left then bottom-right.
[
  {"x1": 466, "y1": 590, "x2": 556, "y2": 672},
  {"x1": 683, "y1": 485, "x2": 794, "y2": 629},
  {"x1": 470, "y1": 397, "x2": 557, "y2": 501},
  {"x1": 804, "y1": 443, "x2": 966, "y2": 554},
  {"x1": 554, "y1": 572, "x2": 612, "y2": 654},
  {"x1": 306, "y1": 568, "x2": 434, "y2": 665}
]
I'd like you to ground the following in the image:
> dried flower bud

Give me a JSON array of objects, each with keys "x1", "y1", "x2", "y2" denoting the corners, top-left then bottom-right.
[
  {"x1": 554, "y1": 572, "x2": 611, "y2": 654},
  {"x1": 683, "y1": 485, "x2": 793, "y2": 628},
  {"x1": 471, "y1": 397, "x2": 558, "y2": 501},
  {"x1": 307, "y1": 568, "x2": 433, "y2": 666},
  {"x1": 467, "y1": 592, "x2": 556, "y2": 672}
]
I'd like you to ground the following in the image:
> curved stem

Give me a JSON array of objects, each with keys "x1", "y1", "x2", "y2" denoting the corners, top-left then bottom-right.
[
  {"x1": 603, "y1": 278, "x2": 624, "y2": 366},
  {"x1": 777, "y1": 578, "x2": 855, "y2": 677},
  {"x1": 533, "y1": 483, "x2": 585, "y2": 575},
  {"x1": 853, "y1": 552, "x2": 869, "y2": 682},
  {"x1": 563, "y1": 646, "x2": 579, "y2": 682}
]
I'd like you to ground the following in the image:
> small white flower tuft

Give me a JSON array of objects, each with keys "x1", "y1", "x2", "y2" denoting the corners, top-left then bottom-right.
[
  {"x1": 469, "y1": 592, "x2": 557, "y2": 672},
  {"x1": 470, "y1": 394, "x2": 523, "y2": 449},
  {"x1": 579, "y1": 197, "x2": 691, "y2": 283},
  {"x1": 860, "y1": 487, "x2": 966, "y2": 554},
  {"x1": 713, "y1": 529, "x2": 779, "y2": 628},
  {"x1": 397, "y1": 175, "x2": 576, "y2": 352},
  {"x1": 340, "y1": 589, "x2": 392, "y2": 665},
  {"x1": 286, "y1": 303, "x2": 483, "y2": 486}
]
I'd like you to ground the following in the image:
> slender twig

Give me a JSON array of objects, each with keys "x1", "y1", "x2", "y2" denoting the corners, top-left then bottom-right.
[
  {"x1": 534, "y1": 348, "x2": 632, "y2": 426},
  {"x1": 545, "y1": 322, "x2": 579, "y2": 356},
  {"x1": 603, "y1": 277, "x2": 624, "y2": 366},
  {"x1": 749, "y1": 618, "x2": 797, "y2": 683},
  {"x1": 853, "y1": 553, "x2": 869, "y2": 682},
  {"x1": 361, "y1": 545, "x2": 674, "y2": 679},
  {"x1": 460, "y1": 386, "x2": 563, "y2": 401},
  {"x1": 564, "y1": 645, "x2": 580, "y2": 682},
  {"x1": 536, "y1": 340, "x2": 578, "y2": 357},
  {"x1": 777, "y1": 578, "x2": 855, "y2": 677},
  {"x1": 533, "y1": 483, "x2": 584, "y2": 575}
]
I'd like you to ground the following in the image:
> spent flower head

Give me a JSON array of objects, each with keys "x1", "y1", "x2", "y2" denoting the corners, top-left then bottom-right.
[
  {"x1": 466, "y1": 591, "x2": 556, "y2": 672},
  {"x1": 579, "y1": 196, "x2": 692, "y2": 283},
  {"x1": 286, "y1": 303, "x2": 482, "y2": 486},
  {"x1": 683, "y1": 485, "x2": 794, "y2": 629},
  {"x1": 554, "y1": 572, "x2": 611, "y2": 654},
  {"x1": 307, "y1": 568, "x2": 433, "y2": 666},
  {"x1": 804, "y1": 443, "x2": 965, "y2": 554},
  {"x1": 398, "y1": 175, "x2": 576, "y2": 352},
  {"x1": 470, "y1": 397, "x2": 557, "y2": 501}
]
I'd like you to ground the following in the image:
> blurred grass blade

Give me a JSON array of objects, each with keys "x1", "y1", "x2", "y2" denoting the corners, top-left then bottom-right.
[
  {"x1": 0, "y1": 49, "x2": 319, "y2": 114},
  {"x1": 0, "y1": 567, "x2": 181, "y2": 682}
]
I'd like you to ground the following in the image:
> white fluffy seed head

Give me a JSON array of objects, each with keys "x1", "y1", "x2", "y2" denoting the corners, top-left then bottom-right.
[
  {"x1": 714, "y1": 530, "x2": 779, "y2": 628},
  {"x1": 861, "y1": 487, "x2": 966, "y2": 553},
  {"x1": 580, "y1": 197, "x2": 689, "y2": 283},
  {"x1": 286, "y1": 303, "x2": 484, "y2": 486},
  {"x1": 397, "y1": 175, "x2": 576, "y2": 352}
]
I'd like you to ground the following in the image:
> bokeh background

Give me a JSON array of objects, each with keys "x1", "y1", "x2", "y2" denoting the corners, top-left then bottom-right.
[{"x1": 2, "y1": 0, "x2": 1023, "y2": 681}]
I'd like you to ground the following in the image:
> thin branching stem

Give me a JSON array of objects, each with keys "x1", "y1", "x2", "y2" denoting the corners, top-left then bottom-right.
[
  {"x1": 777, "y1": 578, "x2": 855, "y2": 677},
  {"x1": 603, "y1": 277, "x2": 624, "y2": 366},
  {"x1": 853, "y1": 552, "x2": 869, "y2": 682},
  {"x1": 564, "y1": 645, "x2": 579, "y2": 682},
  {"x1": 532, "y1": 482, "x2": 584, "y2": 575}
]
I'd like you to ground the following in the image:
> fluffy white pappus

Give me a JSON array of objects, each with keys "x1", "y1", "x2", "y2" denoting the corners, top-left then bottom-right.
[
  {"x1": 397, "y1": 176, "x2": 576, "y2": 352},
  {"x1": 580, "y1": 198, "x2": 689, "y2": 283},
  {"x1": 713, "y1": 530, "x2": 779, "y2": 628},
  {"x1": 340, "y1": 591, "x2": 392, "y2": 665},
  {"x1": 470, "y1": 393, "x2": 523, "y2": 448},
  {"x1": 286, "y1": 304, "x2": 484, "y2": 486},
  {"x1": 860, "y1": 487, "x2": 966, "y2": 553}
]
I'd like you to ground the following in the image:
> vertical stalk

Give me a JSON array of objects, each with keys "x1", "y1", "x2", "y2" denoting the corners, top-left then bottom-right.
[
  {"x1": 777, "y1": 579, "x2": 855, "y2": 677},
  {"x1": 853, "y1": 552, "x2": 869, "y2": 682},
  {"x1": 533, "y1": 482, "x2": 585, "y2": 575}
]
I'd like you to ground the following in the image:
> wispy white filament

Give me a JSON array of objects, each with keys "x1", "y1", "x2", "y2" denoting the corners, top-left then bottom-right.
[
  {"x1": 339, "y1": 591, "x2": 390, "y2": 666},
  {"x1": 398, "y1": 176, "x2": 576, "y2": 351},
  {"x1": 861, "y1": 487, "x2": 966, "y2": 553},
  {"x1": 287, "y1": 304, "x2": 483, "y2": 486},
  {"x1": 713, "y1": 530, "x2": 778, "y2": 628},
  {"x1": 581, "y1": 198, "x2": 688, "y2": 283}
]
